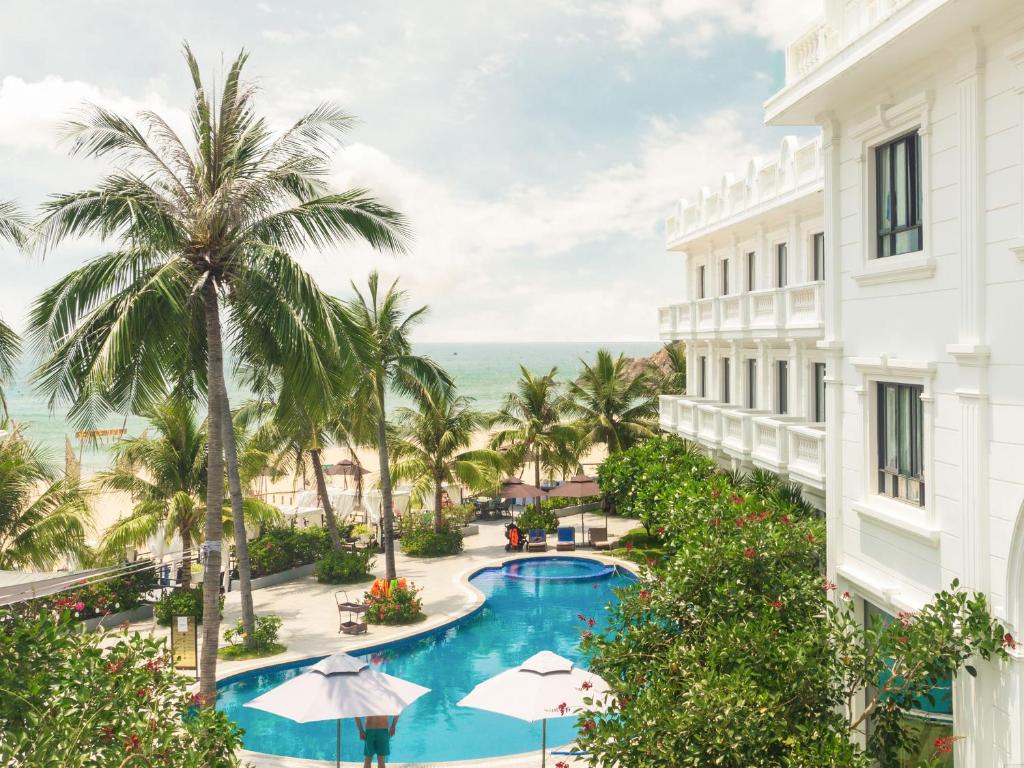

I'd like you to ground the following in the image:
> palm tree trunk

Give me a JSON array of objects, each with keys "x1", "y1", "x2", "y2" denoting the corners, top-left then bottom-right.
[
  {"x1": 376, "y1": 382, "x2": 397, "y2": 580},
  {"x1": 220, "y1": 382, "x2": 256, "y2": 651},
  {"x1": 433, "y1": 474, "x2": 444, "y2": 533},
  {"x1": 180, "y1": 527, "x2": 192, "y2": 589},
  {"x1": 310, "y1": 447, "x2": 344, "y2": 550},
  {"x1": 200, "y1": 279, "x2": 225, "y2": 703}
]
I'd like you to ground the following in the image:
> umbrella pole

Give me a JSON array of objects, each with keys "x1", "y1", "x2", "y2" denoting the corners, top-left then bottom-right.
[
  {"x1": 541, "y1": 718, "x2": 546, "y2": 768},
  {"x1": 336, "y1": 718, "x2": 341, "y2": 768}
]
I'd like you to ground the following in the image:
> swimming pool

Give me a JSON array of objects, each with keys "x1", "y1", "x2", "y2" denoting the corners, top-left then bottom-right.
[{"x1": 216, "y1": 557, "x2": 633, "y2": 763}]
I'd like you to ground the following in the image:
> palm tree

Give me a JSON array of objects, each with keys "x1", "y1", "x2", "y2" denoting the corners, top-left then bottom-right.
[
  {"x1": 489, "y1": 366, "x2": 567, "y2": 505},
  {"x1": 650, "y1": 341, "x2": 686, "y2": 395},
  {"x1": 97, "y1": 397, "x2": 281, "y2": 586},
  {"x1": 550, "y1": 424, "x2": 592, "y2": 481},
  {"x1": 564, "y1": 349, "x2": 657, "y2": 453},
  {"x1": 343, "y1": 273, "x2": 452, "y2": 579},
  {"x1": 29, "y1": 45, "x2": 407, "y2": 699},
  {"x1": 391, "y1": 390, "x2": 504, "y2": 532},
  {"x1": 0, "y1": 431, "x2": 91, "y2": 571},
  {"x1": 0, "y1": 202, "x2": 26, "y2": 419}
]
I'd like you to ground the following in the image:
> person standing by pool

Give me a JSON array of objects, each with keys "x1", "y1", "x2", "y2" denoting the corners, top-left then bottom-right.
[{"x1": 356, "y1": 715, "x2": 398, "y2": 767}]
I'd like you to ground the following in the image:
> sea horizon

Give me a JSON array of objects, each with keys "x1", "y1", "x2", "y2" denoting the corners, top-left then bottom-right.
[{"x1": 4, "y1": 340, "x2": 661, "y2": 475}]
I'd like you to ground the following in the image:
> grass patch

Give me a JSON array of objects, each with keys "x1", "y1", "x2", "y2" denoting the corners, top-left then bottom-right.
[
  {"x1": 218, "y1": 642, "x2": 286, "y2": 661},
  {"x1": 610, "y1": 527, "x2": 666, "y2": 566}
]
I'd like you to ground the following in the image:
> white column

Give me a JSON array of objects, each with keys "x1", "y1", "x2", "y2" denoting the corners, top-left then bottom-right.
[
  {"x1": 956, "y1": 37, "x2": 985, "y2": 346},
  {"x1": 788, "y1": 339, "x2": 800, "y2": 417},
  {"x1": 787, "y1": 213, "x2": 801, "y2": 285},
  {"x1": 685, "y1": 342, "x2": 697, "y2": 397},
  {"x1": 757, "y1": 341, "x2": 769, "y2": 412},
  {"x1": 818, "y1": 114, "x2": 842, "y2": 344},
  {"x1": 729, "y1": 341, "x2": 740, "y2": 406}
]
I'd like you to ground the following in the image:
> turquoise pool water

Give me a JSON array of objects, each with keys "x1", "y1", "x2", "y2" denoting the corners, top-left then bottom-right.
[{"x1": 216, "y1": 557, "x2": 633, "y2": 763}]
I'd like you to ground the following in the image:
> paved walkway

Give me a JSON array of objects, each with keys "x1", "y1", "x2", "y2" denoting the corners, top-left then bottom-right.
[{"x1": 124, "y1": 513, "x2": 638, "y2": 767}]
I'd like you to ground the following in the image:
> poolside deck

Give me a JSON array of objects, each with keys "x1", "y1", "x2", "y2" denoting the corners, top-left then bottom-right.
[{"x1": 120, "y1": 513, "x2": 637, "y2": 768}]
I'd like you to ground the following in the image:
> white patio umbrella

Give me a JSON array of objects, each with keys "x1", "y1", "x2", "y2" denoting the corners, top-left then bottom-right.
[
  {"x1": 244, "y1": 652, "x2": 430, "y2": 768},
  {"x1": 457, "y1": 650, "x2": 608, "y2": 768}
]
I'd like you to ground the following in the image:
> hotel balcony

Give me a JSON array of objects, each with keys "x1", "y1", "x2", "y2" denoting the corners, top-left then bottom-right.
[
  {"x1": 659, "y1": 395, "x2": 826, "y2": 492},
  {"x1": 657, "y1": 281, "x2": 824, "y2": 342}
]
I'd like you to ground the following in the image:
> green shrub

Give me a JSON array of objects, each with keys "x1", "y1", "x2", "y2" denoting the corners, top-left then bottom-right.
[
  {"x1": 444, "y1": 503, "x2": 476, "y2": 527},
  {"x1": 314, "y1": 548, "x2": 376, "y2": 584},
  {"x1": 154, "y1": 587, "x2": 223, "y2": 626},
  {"x1": 398, "y1": 513, "x2": 464, "y2": 557},
  {"x1": 220, "y1": 614, "x2": 285, "y2": 659},
  {"x1": 365, "y1": 579, "x2": 425, "y2": 625},
  {"x1": 0, "y1": 608, "x2": 244, "y2": 766},
  {"x1": 43, "y1": 565, "x2": 157, "y2": 620},
  {"x1": 515, "y1": 506, "x2": 559, "y2": 534},
  {"x1": 540, "y1": 495, "x2": 599, "y2": 512},
  {"x1": 248, "y1": 526, "x2": 333, "y2": 577}
]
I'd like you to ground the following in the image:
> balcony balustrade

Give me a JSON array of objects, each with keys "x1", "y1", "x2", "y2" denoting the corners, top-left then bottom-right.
[
  {"x1": 658, "y1": 395, "x2": 678, "y2": 432},
  {"x1": 720, "y1": 408, "x2": 765, "y2": 461},
  {"x1": 695, "y1": 402, "x2": 725, "y2": 448},
  {"x1": 786, "y1": 424, "x2": 826, "y2": 490},
  {"x1": 751, "y1": 415, "x2": 808, "y2": 475},
  {"x1": 657, "y1": 281, "x2": 823, "y2": 341}
]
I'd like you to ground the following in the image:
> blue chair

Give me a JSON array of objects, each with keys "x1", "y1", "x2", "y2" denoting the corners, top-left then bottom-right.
[
  {"x1": 527, "y1": 528, "x2": 548, "y2": 552},
  {"x1": 556, "y1": 526, "x2": 576, "y2": 551}
]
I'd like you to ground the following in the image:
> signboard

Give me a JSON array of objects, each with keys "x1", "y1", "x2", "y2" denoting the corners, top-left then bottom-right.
[{"x1": 170, "y1": 614, "x2": 198, "y2": 677}]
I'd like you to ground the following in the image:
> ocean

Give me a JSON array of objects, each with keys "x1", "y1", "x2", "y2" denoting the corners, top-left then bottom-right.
[{"x1": 4, "y1": 341, "x2": 660, "y2": 475}]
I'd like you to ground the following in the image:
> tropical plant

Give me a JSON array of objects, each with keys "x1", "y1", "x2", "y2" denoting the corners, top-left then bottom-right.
[
  {"x1": 0, "y1": 201, "x2": 26, "y2": 419},
  {"x1": 564, "y1": 349, "x2": 657, "y2": 454},
  {"x1": 96, "y1": 397, "x2": 281, "y2": 588},
  {"x1": 0, "y1": 608, "x2": 244, "y2": 767},
  {"x1": 579, "y1": 435, "x2": 1012, "y2": 767},
  {"x1": 0, "y1": 431, "x2": 91, "y2": 571},
  {"x1": 390, "y1": 389, "x2": 504, "y2": 532},
  {"x1": 221, "y1": 614, "x2": 284, "y2": 659},
  {"x1": 343, "y1": 272, "x2": 452, "y2": 579},
  {"x1": 549, "y1": 423, "x2": 591, "y2": 481},
  {"x1": 314, "y1": 547, "x2": 375, "y2": 583},
  {"x1": 364, "y1": 578, "x2": 425, "y2": 625},
  {"x1": 649, "y1": 341, "x2": 686, "y2": 395},
  {"x1": 248, "y1": 526, "x2": 334, "y2": 578},
  {"x1": 153, "y1": 586, "x2": 223, "y2": 626},
  {"x1": 489, "y1": 366, "x2": 568, "y2": 506},
  {"x1": 29, "y1": 45, "x2": 407, "y2": 698},
  {"x1": 398, "y1": 512, "x2": 464, "y2": 557},
  {"x1": 514, "y1": 506, "x2": 559, "y2": 535}
]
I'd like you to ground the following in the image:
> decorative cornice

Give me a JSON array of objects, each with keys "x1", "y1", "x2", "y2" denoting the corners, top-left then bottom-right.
[
  {"x1": 851, "y1": 252, "x2": 936, "y2": 286},
  {"x1": 853, "y1": 500, "x2": 941, "y2": 548},
  {"x1": 945, "y1": 343, "x2": 990, "y2": 367}
]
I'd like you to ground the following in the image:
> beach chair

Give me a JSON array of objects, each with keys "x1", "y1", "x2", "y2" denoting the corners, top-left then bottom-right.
[
  {"x1": 527, "y1": 528, "x2": 548, "y2": 552},
  {"x1": 589, "y1": 527, "x2": 610, "y2": 550},
  {"x1": 556, "y1": 526, "x2": 576, "y2": 551}
]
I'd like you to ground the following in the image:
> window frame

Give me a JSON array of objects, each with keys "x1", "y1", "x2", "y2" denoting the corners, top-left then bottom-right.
[
  {"x1": 875, "y1": 381, "x2": 925, "y2": 506},
  {"x1": 721, "y1": 258, "x2": 729, "y2": 296},
  {"x1": 776, "y1": 242, "x2": 788, "y2": 288},
  {"x1": 813, "y1": 362, "x2": 826, "y2": 423},
  {"x1": 746, "y1": 358, "x2": 757, "y2": 409},
  {"x1": 812, "y1": 232, "x2": 825, "y2": 281},
  {"x1": 698, "y1": 356, "x2": 707, "y2": 398},
  {"x1": 874, "y1": 131, "x2": 923, "y2": 259},
  {"x1": 697, "y1": 264, "x2": 706, "y2": 299},
  {"x1": 776, "y1": 359, "x2": 788, "y2": 415},
  {"x1": 746, "y1": 251, "x2": 756, "y2": 292},
  {"x1": 721, "y1": 357, "x2": 730, "y2": 403}
]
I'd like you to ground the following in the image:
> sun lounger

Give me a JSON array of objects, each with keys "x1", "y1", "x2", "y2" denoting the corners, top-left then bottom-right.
[
  {"x1": 527, "y1": 528, "x2": 548, "y2": 552},
  {"x1": 589, "y1": 526, "x2": 610, "y2": 550},
  {"x1": 556, "y1": 526, "x2": 576, "y2": 551}
]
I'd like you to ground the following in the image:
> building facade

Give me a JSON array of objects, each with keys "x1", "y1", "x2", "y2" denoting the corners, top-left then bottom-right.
[
  {"x1": 662, "y1": 1, "x2": 1024, "y2": 764},
  {"x1": 658, "y1": 134, "x2": 828, "y2": 506}
]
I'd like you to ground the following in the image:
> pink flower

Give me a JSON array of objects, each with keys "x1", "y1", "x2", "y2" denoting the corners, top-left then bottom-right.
[
  {"x1": 576, "y1": 613, "x2": 586, "y2": 622},
  {"x1": 580, "y1": 680, "x2": 593, "y2": 690},
  {"x1": 1003, "y1": 633, "x2": 1017, "y2": 650},
  {"x1": 74, "y1": 601, "x2": 86, "y2": 612},
  {"x1": 897, "y1": 610, "x2": 915, "y2": 628},
  {"x1": 780, "y1": 514, "x2": 791, "y2": 524},
  {"x1": 624, "y1": 542, "x2": 634, "y2": 551},
  {"x1": 822, "y1": 579, "x2": 837, "y2": 591},
  {"x1": 734, "y1": 518, "x2": 745, "y2": 528},
  {"x1": 557, "y1": 701, "x2": 569, "y2": 716},
  {"x1": 710, "y1": 518, "x2": 721, "y2": 528},
  {"x1": 771, "y1": 600, "x2": 783, "y2": 611},
  {"x1": 841, "y1": 591, "x2": 851, "y2": 601},
  {"x1": 743, "y1": 547, "x2": 756, "y2": 558},
  {"x1": 730, "y1": 494, "x2": 744, "y2": 505},
  {"x1": 638, "y1": 590, "x2": 651, "y2": 602},
  {"x1": 711, "y1": 489, "x2": 721, "y2": 499},
  {"x1": 582, "y1": 719, "x2": 596, "y2": 732},
  {"x1": 587, "y1": 618, "x2": 596, "y2": 628}
]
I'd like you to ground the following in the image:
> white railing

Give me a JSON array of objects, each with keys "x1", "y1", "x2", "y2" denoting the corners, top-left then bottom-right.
[
  {"x1": 787, "y1": 424, "x2": 826, "y2": 490},
  {"x1": 659, "y1": 395, "x2": 679, "y2": 431},
  {"x1": 786, "y1": 281, "x2": 823, "y2": 328},
  {"x1": 675, "y1": 398, "x2": 699, "y2": 438},
  {"x1": 696, "y1": 298, "x2": 716, "y2": 332},
  {"x1": 658, "y1": 306, "x2": 676, "y2": 337},
  {"x1": 751, "y1": 416, "x2": 791, "y2": 473},
  {"x1": 661, "y1": 283, "x2": 823, "y2": 338},
  {"x1": 721, "y1": 409, "x2": 763, "y2": 460},
  {"x1": 749, "y1": 289, "x2": 780, "y2": 329},
  {"x1": 665, "y1": 135, "x2": 823, "y2": 246},
  {"x1": 720, "y1": 295, "x2": 744, "y2": 331},
  {"x1": 783, "y1": 0, "x2": 915, "y2": 86},
  {"x1": 696, "y1": 403, "x2": 724, "y2": 447}
]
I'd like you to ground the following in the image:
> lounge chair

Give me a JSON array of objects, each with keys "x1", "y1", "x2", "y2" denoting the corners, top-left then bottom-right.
[
  {"x1": 556, "y1": 526, "x2": 576, "y2": 551},
  {"x1": 589, "y1": 527, "x2": 610, "y2": 550},
  {"x1": 527, "y1": 528, "x2": 548, "y2": 552}
]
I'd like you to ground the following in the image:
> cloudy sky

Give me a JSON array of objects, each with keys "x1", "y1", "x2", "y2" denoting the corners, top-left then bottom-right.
[{"x1": 0, "y1": 0, "x2": 818, "y2": 343}]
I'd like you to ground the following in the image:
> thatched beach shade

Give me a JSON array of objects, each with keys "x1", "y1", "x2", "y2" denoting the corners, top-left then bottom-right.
[
  {"x1": 546, "y1": 475, "x2": 601, "y2": 537},
  {"x1": 323, "y1": 459, "x2": 369, "y2": 478}
]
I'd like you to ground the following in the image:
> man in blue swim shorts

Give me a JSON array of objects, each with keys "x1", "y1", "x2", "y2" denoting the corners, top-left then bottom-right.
[{"x1": 356, "y1": 714, "x2": 398, "y2": 767}]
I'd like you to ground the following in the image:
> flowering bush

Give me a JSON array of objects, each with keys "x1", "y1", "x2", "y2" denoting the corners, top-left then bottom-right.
[
  {"x1": 364, "y1": 578, "x2": 425, "y2": 625},
  {"x1": 579, "y1": 435, "x2": 1010, "y2": 768},
  {"x1": 248, "y1": 526, "x2": 333, "y2": 578},
  {"x1": 0, "y1": 608, "x2": 243, "y2": 766},
  {"x1": 314, "y1": 548, "x2": 376, "y2": 583},
  {"x1": 222, "y1": 614, "x2": 283, "y2": 659},
  {"x1": 38, "y1": 566, "x2": 157, "y2": 621},
  {"x1": 154, "y1": 587, "x2": 223, "y2": 626}
]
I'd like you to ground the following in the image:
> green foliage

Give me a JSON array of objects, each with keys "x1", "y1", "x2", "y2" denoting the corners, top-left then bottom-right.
[
  {"x1": 221, "y1": 614, "x2": 284, "y2": 659},
  {"x1": 41, "y1": 566, "x2": 157, "y2": 621},
  {"x1": 248, "y1": 526, "x2": 334, "y2": 577},
  {"x1": 365, "y1": 579, "x2": 425, "y2": 625},
  {"x1": 539, "y1": 495, "x2": 599, "y2": 512},
  {"x1": 515, "y1": 506, "x2": 560, "y2": 534},
  {"x1": 399, "y1": 513, "x2": 464, "y2": 557},
  {"x1": 578, "y1": 435, "x2": 1011, "y2": 768},
  {"x1": 314, "y1": 548, "x2": 376, "y2": 583},
  {"x1": 0, "y1": 608, "x2": 244, "y2": 766},
  {"x1": 154, "y1": 587, "x2": 223, "y2": 626},
  {"x1": 444, "y1": 503, "x2": 477, "y2": 527}
]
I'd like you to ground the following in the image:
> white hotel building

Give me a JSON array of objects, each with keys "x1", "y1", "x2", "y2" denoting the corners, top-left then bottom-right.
[{"x1": 659, "y1": 1, "x2": 1024, "y2": 764}]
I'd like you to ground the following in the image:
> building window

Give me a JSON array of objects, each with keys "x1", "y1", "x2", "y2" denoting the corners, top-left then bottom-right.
[
  {"x1": 746, "y1": 251, "x2": 755, "y2": 291},
  {"x1": 698, "y1": 356, "x2": 707, "y2": 397},
  {"x1": 697, "y1": 265, "x2": 706, "y2": 299},
  {"x1": 813, "y1": 362, "x2": 826, "y2": 422},
  {"x1": 776, "y1": 360, "x2": 788, "y2": 415},
  {"x1": 776, "y1": 243, "x2": 788, "y2": 288},
  {"x1": 721, "y1": 259, "x2": 729, "y2": 296},
  {"x1": 812, "y1": 232, "x2": 825, "y2": 281},
  {"x1": 876, "y1": 382, "x2": 925, "y2": 505},
  {"x1": 876, "y1": 132, "x2": 922, "y2": 258},
  {"x1": 721, "y1": 357, "x2": 730, "y2": 403},
  {"x1": 746, "y1": 359, "x2": 757, "y2": 409}
]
